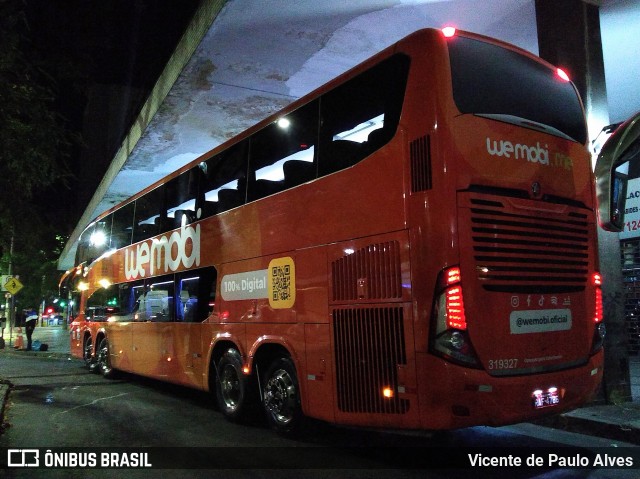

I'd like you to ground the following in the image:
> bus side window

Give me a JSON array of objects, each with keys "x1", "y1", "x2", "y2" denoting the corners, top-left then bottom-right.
[
  {"x1": 138, "y1": 276, "x2": 174, "y2": 322},
  {"x1": 132, "y1": 185, "x2": 164, "y2": 243},
  {"x1": 86, "y1": 281, "x2": 144, "y2": 322},
  {"x1": 177, "y1": 274, "x2": 198, "y2": 322},
  {"x1": 85, "y1": 282, "x2": 118, "y2": 320},
  {"x1": 201, "y1": 142, "x2": 249, "y2": 216},
  {"x1": 177, "y1": 267, "x2": 217, "y2": 322},
  {"x1": 111, "y1": 201, "x2": 136, "y2": 250},
  {"x1": 121, "y1": 281, "x2": 145, "y2": 321},
  {"x1": 248, "y1": 99, "x2": 319, "y2": 201},
  {"x1": 78, "y1": 217, "x2": 112, "y2": 265},
  {"x1": 319, "y1": 54, "x2": 410, "y2": 177},
  {"x1": 164, "y1": 170, "x2": 198, "y2": 232},
  {"x1": 283, "y1": 159, "x2": 315, "y2": 189},
  {"x1": 201, "y1": 267, "x2": 218, "y2": 320}
]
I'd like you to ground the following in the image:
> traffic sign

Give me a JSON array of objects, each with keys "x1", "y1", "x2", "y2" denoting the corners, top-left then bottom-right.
[
  {"x1": 0, "y1": 275, "x2": 9, "y2": 292},
  {"x1": 3, "y1": 276, "x2": 23, "y2": 295}
]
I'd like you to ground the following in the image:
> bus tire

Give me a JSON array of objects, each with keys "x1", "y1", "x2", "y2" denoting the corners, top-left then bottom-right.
[
  {"x1": 96, "y1": 337, "x2": 116, "y2": 379},
  {"x1": 262, "y1": 357, "x2": 304, "y2": 436},
  {"x1": 83, "y1": 335, "x2": 97, "y2": 372},
  {"x1": 215, "y1": 349, "x2": 257, "y2": 422}
]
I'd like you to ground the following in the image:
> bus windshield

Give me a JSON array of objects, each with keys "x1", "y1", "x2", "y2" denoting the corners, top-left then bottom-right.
[{"x1": 448, "y1": 35, "x2": 587, "y2": 144}]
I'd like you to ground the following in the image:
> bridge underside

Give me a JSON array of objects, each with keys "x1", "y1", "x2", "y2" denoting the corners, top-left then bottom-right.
[{"x1": 58, "y1": 0, "x2": 639, "y2": 270}]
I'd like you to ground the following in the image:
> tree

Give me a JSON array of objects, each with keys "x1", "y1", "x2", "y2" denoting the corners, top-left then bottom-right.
[
  {"x1": 0, "y1": 1, "x2": 72, "y2": 223},
  {"x1": 0, "y1": 0, "x2": 75, "y2": 310}
]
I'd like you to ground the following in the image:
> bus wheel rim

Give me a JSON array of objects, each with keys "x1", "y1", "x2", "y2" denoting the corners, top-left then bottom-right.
[
  {"x1": 264, "y1": 369, "x2": 296, "y2": 425},
  {"x1": 98, "y1": 339, "x2": 111, "y2": 375},
  {"x1": 220, "y1": 364, "x2": 241, "y2": 410},
  {"x1": 83, "y1": 337, "x2": 93, "y2": 365}
]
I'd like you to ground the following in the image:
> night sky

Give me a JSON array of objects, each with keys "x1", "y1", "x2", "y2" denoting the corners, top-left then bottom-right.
[{"x1": 23, "y1": 0, "x2": 201, "y2": 234}]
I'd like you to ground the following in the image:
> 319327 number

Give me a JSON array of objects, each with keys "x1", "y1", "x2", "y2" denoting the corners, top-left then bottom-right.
[{"x1": 488, "y1": 358, "x2": 518, "y2": 370}]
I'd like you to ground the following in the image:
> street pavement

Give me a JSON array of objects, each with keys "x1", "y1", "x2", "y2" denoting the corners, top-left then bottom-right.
[{"x1": 1, "y1": 324, "x2": 640, "y2": 444}]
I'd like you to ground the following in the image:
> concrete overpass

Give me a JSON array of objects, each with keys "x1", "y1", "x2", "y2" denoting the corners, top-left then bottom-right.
[{"x1": 58, "y1": 0, "x2": 640, "y2": 270}]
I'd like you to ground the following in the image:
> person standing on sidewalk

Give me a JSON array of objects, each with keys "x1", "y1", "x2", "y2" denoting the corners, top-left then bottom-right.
[
  {"x1": 0, "y1": 313, "x2": 5, "y2": 349},
  {"x1": 25, "y1": 309, "x2": 38, "y2": 351}
]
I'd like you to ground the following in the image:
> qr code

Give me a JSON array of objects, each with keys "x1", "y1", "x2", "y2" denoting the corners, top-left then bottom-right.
[{"x1": 272, "y1": 265, "x2": 291, "y2": 302}]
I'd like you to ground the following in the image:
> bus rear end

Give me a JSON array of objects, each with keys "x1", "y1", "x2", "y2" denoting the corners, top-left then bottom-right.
[{"x1": 420, "y1": 30, "x2": 603, "y2": 429}]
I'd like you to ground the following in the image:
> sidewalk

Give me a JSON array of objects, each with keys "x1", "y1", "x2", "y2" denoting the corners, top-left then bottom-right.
[
  {"x1": 0, "y1": 325, "x2": 73, "y2": 424},
  {"x1": 1, "y1": 326, "x2": 640, "y2": 444},
  {"x1": 0, "y1": 324, "x2": 71, "y2": 357},
  {"x1": 536, "y1": 357, "x2": 640, "y2": 444}
]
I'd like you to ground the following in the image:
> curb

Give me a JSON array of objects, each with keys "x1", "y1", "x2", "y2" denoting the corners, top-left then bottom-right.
[
  {"x1": 0, "y1": 348, "x2": 73, "y2": 361},
  {"x1": 0, "y1": 380, "x2": 11, "y2": 434},
  {"x1": 534, "y1": 407, "x2": 640, "y2": 445}
]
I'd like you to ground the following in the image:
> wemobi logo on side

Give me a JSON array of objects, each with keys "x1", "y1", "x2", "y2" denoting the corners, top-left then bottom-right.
[
  {"x1": 124, "y1": 221, "x2": 201, "y2": 280},
  {"x1": 486, "y1": 137, "x2": 549, "y2": 165}
]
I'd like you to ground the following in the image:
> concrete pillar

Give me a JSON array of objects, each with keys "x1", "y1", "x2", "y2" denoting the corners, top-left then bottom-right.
[{"x1": 536, "y1": 0, "x2": 631, "y2": 403}]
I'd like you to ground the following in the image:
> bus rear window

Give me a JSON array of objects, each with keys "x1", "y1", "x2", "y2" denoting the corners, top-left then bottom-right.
[{"x1": 447, "y1": 36, "x2": 587, "y2": 144}]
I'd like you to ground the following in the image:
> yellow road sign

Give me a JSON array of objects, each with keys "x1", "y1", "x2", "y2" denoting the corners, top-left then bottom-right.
[{"x1": 3, "y1": 276, "x2": 23, "y2": 295}]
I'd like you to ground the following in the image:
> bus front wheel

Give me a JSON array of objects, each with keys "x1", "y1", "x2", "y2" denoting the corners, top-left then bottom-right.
[
  {"x1": 83, "y1": 336, "x2": 96, "y2": 372},
  {"x1": 262, "y1": 357, "x2": 304, "y2": 435}
]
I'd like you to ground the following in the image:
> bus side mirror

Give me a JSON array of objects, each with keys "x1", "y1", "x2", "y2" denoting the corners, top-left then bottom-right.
[{"x1": 595, "y1": 112, "x2": 640, "y2": 232}]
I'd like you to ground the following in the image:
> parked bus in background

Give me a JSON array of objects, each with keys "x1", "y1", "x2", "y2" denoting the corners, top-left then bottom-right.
[{"x1": 61, "y1": 27, "x2": 605, "y2": 435}]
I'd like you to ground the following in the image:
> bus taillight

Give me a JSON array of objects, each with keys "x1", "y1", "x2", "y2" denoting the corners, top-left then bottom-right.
[
  {"x1": 593, "y1": 273, "x2": 603, "y2": 323},
  {"x1": 446, "y1": 266, "x2": 462, "y2": 285},
  {"x1": 430, "y1": 266, "x2": 480, "y2": 368},
  {"x1": 591, "y1": 272, "x2": 606, "y2": 354},
  {"x1": 445, "y1": 286, "x2": 467, "y2": 330}
]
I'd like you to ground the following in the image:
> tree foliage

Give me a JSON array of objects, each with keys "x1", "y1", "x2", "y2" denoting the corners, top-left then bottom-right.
[
  {"x1": 0, "y1": 0, "x2": 75, "y2": 310},
  {"x1": 0, "y1": 1, "x2": 72, "y2": 221}
]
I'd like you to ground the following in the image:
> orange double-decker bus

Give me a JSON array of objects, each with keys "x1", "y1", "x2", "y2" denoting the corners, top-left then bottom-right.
[{"x1": 63, "y1": 27, "x2": 605, "y2": 434}]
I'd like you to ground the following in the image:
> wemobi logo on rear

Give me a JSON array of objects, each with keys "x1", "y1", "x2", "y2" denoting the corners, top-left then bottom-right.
[{"x1": 486, "y1": 138, "x2": 549, "y2": 165}]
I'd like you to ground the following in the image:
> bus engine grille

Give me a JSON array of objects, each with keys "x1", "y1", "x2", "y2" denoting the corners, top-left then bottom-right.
[
  {"x1": 410, "y1": 135, "x2": 432, "y2": 192},
  {"x1": 332, "y1": 241, "x2": 402, "y2": 301},
  {"x1": 463, "y1": 193, "x2": 593, "y2": 294},
  {"x1": 333, "y1": 306, "x2": 409, "y2": 414}
]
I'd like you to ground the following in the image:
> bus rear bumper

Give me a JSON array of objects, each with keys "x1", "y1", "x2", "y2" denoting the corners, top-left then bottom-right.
[{"x1": 416, "y1": 350, "x2": 604, "y2": 430}]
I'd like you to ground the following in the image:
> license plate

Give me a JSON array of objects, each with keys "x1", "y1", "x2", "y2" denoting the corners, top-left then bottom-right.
[{"x1": 532, "y1": 388, "x2": 560, "y2": 409}]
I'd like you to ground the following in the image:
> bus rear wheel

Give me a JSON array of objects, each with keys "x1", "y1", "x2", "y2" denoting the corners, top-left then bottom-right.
[
  {"x1": 96, "y1": 337, "x2": 115, "y2": 379},
  {"x1": 262, "y1": 357, "x2": 303, "y2": 436},
  {"x1": 215, "y1": 349, "x2": 257, "y2": 422}
]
